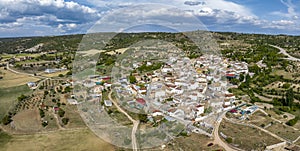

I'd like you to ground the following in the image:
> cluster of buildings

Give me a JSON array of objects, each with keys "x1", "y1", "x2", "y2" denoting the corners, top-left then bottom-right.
[
  {"x1": 73, "y1": 53, "x2": 250, "y2": 134},
  {"x1": 110, "y1": 55, "x2": 249, "y2": 124},
  {"x1": 229, "y1": 104, "x2": 258, "y2": 120},
  {"x1": 74, "y1": 75, "x2": 112, "y2": 103}
]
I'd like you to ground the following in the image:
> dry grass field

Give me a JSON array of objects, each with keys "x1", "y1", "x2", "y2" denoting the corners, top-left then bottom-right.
[
  {"x1": 265, "y1": 109, "x2": 296, "y2": 123},
  {"x1": 0, "y1": 85, "x2": 32, "y2": 120},
  {"x1": 77, "y1": 49, "x2": 106, "y2": 57},
  {"x1": 265, "y1": 109, "x2": 285, "y2": 121},
  {"x1": 40, "y1": 70, "x2": 69, "y2": 78},
  {"x1": 293, "y1": 121, "x2": 300, "y2": 130},
  {"x1": 165, "y1": 133, "x2": 224, "y2": 151},
  {"x1": 12, "y1": 109, "x2": 43, "y2": 133},
  {"x1": 296, "y1": 138, "x2": 300, "y2": 146},
  {"x1": 266, "y1": 122, "x2": 300, "y2": 141},
  {"x1": 219, "y1": 120, "x2": 282, "y2": 150},
  {"x1": 0, "y1": 68, "x2": 40, "y2": 88},
  {"x1": 63, "y1": 105, "x2": 86, "y2": 129},
  {"x1": 270, "y1": 70, "x2": 293, "y2": 79},
  {"x1": 106, "y1": 48, "x2": 128, "y2": 55},
  {"x1": 1, "y1": 128, "x2": 115, "y2": 151},
  {"x1": 248, "y1": 110, "x2": 273, "y2": 127}
]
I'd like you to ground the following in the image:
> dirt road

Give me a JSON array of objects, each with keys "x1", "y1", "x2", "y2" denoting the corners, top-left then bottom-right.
[
  {"x1": 213, "y1": 113, "x2": 236, "y2": 151},
  {"x1": 108, "y1": 91, "x2": 139, "y2": 151}
]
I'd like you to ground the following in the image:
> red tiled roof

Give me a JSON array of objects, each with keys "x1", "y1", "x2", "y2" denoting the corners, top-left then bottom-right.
[
  {"x1": 168, "y1": 108, "x2": 176, "y2": 113},
  {"x1": 102, "y1": 77, "x2": 111, "y2": 80},
  {"x1": 230, "y1": 109, "x2": 238, "y2": 113},
  {"x1": 140, "y1": 87, "x2": 147, "y2": 90},
  {"x1": 225, "y1": 93, "x2": 235, "y2": 97},
  {"x1": 196, "y1": 104, "x2": 203, "y2": 108},
  {"x1": 136, "y1": 98, "x2": 146, "y2": 105},
  {"x1": 152, "y1": 110, "x2": 161, "y2": 113},
  {"x1": 226, "y1": 74, "x2": 236, "y2": 77}
]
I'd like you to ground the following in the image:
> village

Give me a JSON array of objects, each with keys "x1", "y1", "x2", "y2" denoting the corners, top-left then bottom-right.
[
  {"x1": 75, "y1": 53, "x2": 252, "y2": 137},
  {"x1": 1, "y1": 32, "x2": 300, "y2": 151}
]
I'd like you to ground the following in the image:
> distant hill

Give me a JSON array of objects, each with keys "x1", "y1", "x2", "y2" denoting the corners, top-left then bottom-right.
[{"x1": 1, "y1": 31, "x2": 299, "y2": 55}]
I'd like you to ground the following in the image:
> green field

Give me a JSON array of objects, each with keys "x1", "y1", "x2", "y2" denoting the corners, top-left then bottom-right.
[{"x1": 0, "y1": 85, "x2": 32, "y2": 120}]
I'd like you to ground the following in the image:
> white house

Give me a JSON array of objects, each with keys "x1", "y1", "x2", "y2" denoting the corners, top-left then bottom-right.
[
  {"x1": 169, "y1": 109, "x2": 185, "y2": 119},
  {"x1": 27, "y1": 82, "x2": 36, "y2": 88},
  {"x1": 175, "y1": 81, "x2": 188, "y2": 87},
  {"x1": 195, "y1": 105, "x2": 205, "y2": 115},
  {"x1": 171, "y1": 88, "x2": 184, "y2": 95},
  {"x1": 104, "y1": 100, "x2": 113, "y2": 107},
  {"x1": 161, "y1": 67, "x2": 173, "y2": 73},
  {"x1": 67, "y1": 99, "x2": 78, "y2": 105},
  {"x1": 189, "y1": 82, "x2": 199, "y2": 90},
  {"x1": 224, "y1": 99, "x2": 231, "y2": 106},
  {"x1": 146, "y1": 62, "x2": 152, "y2": 66},
  {"x1": 104, "y1": 83, "x2": 112, "y2": 89},
  {"x1": 189, "y1": 94, "x2": 198, "y2": 101},
  {"x1": 138, "y1": 88, "x2": 147, "y2": 94},
  {"x1": 155, "y1": 90, "x2": 166, "y2": 99},
  {"x1": 152, "y1": 110, "x2": 163, "y2": 116}
]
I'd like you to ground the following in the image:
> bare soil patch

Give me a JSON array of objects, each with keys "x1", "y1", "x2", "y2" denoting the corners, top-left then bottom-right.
[
  {"x1": 11, "y1": 109, "x2": 42, "y2": 133},
  {"x1": 219, "y1": 120, "x2": 282, "y2": 150},
  {"x1": 165, "y1": 133, "x2": 224, "y2": 151},
  {"x1": 0, "y1": 68, "x2": 40, "y2": 88},
  {"x1": 2, "y1": 128, "x2": 115, "y2": 151}
]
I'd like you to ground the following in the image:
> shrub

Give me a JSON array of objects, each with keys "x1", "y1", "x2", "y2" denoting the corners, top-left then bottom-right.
[
  {"x1": 1, "y1": 115, "x2": 12, "y2": 125},
  {"x1": 42, "y1": 121, "x2": 48, "y2": 127},
  {"x1": 282, "y1": 83, "x2": 291, "y2": 89},
  {"x1": 286, "y1": 117, "x2": 299, "y2": 126},
  {"x1": 225, "y1": 137, "x2": 233, "y2": 143},
  {"x1": 58, "y1": 109, "x2": 65, "y2": 117},
  {"x1": 39, "y1": 109, "x2": 45, "y2": 118},
  {"x1": 62, "y1": 118, "x2": 69, "y2": 125},
  {"x1": 17, "y1": 94, "x2": 27, "y2": 102}
]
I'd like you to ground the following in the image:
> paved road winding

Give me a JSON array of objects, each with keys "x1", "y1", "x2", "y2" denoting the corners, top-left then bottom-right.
[{"x1": 270, "y1": 45, "x2": 300, "y2": 62}]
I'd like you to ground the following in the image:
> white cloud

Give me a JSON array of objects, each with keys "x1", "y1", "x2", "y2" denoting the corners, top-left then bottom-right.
[
  {"x1": 271, "y1": 0, "x2": 299, "y2": 20},
  {"x1": 86, "y1": 0, "x2": 300, "y2": 34},
  {"x1": 0, "y1": 0, "x2": 102, "y2": 36},
  {"x1": 262, "y1": 19, "x2": 298, "y2": 30},
  {"x1": 87, "y1": 0, "x2": 259, "y2": 30},
  {"x1": 0, "y1": 0, "x2": 100, "y2": 24},
  {"x1": 280, "y1": 0, "x2": 298, "y2": 18},
  {"x1": 272, "y1": 20, "x2": 294, "y2": 26},
  {"x1": 0, "y1": 0, "x2": 300, "y2": 36},
  {"x1": 66, "y1": 23, "x2": 77, "y2": 29}
]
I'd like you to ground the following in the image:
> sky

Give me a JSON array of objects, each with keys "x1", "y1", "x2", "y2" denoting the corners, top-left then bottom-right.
[{"x1": 0, "y1": 0, "x2": 300, "y2": 37}]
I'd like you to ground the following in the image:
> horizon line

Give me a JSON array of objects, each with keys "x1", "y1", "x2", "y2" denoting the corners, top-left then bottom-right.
[{"x1": 0, "y1": 30, "x2": 299, "y2": 39}]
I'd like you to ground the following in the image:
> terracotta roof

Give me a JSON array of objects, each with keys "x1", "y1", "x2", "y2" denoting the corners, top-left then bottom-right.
[
  {"x1": 226, "y1": 73, "x2": 236, "y2": 77},
  {"x1": 196, "y1": 104, "x2": 203, "y2": 108},
  {"x1": 225, "y1": 93, "x2": 235, "y2": 97},
  {"x1": 136, "y1": 98, "x2": 146, "y2": 105}
]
